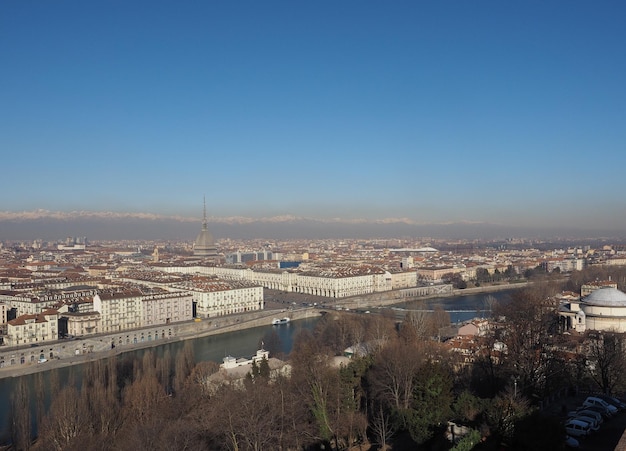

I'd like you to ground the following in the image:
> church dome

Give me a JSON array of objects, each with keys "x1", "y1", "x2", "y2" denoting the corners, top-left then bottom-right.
[{"x1": 582, "y1": 287, "x2": 626, "y2": 307}]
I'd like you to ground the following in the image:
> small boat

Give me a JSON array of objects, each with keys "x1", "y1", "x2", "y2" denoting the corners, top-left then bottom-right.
[{"x1": 272, "y1": 317, "x2": 290, "y2": 325}]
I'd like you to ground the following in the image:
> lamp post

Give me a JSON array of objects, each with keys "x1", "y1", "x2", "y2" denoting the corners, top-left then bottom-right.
[{"x1": 512, "y1": 375, "x2": 520, "y2": 397}]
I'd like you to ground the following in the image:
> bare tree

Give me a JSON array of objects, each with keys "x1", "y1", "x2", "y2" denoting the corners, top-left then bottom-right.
[
  {"x1": 11, "y1": 378, "x2": 31, "y2": 450},
  {"x1": 188, "y1": 360, "x2": 220, "y2": 396},
  {"x1": 173, "y1": 341, "x2": 195, "y2": 392},
  {"x1": 496, "y1": 284, "x2": 560, "y2": 397},
  {"x1": 369, "y1": 402, "x2": 394, "y2": 450},
  {"x1": 368, "y1": 340, "x2": 425, "y2": 410},
  {"x1": 122, "y1": 368, "x2": 165, "y2": 425},
  {"x1": 364, "y1": 314, "x2": 395, "y2": 351},
  {"x1": 431, "y1": 306, "x2": 451, "y2": 340},
  {"x1": 34, "y1": 372, "x2": 46, "y2": 438},
  {"x1": 484, "y1": 295, "x2": 499, "y2": 316},
  {"x1": 587, "y1": 331, "x2": 626, "y2": 395},
  {"x1": 404, "y1": 309, "x2": 431, "y2": 339},
  {"x1": 85, "y1": 362, "x2": 123, "y2": 440},
  {"x1": 38, "y1": 386, "x2": 88, "y2": 451},
  {"x1": 157, "y1": 348, "x2": 173, "y2": 393}
]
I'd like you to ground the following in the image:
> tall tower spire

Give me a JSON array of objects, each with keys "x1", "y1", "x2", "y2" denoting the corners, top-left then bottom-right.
[
  {"x1": 203, "y1": 195, "x2": 207, "y2": 230},
  {"x1": 194, "y1": 195, "x2": 217, "y2": 257}
]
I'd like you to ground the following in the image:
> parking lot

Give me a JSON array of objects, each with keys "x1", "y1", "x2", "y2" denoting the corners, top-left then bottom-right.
[
  {"x1": 546, "y1": 392, "x2": 626, "y2": 450},
  {"x1": 575, "y1": 411, "x2": 626, "y2": 450}
]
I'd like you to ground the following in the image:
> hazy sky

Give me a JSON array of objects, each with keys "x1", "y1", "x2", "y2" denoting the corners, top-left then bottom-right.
[{"x1": 2, "y1": 1, "x2": 625, "y2": 231}]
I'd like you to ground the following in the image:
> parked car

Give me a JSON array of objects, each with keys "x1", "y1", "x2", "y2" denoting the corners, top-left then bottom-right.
[
  {"x1": 582, "y1": 404, "x2": 613, "y2": 420},
  {"x1": 583, "y1": 396, "x2": 619, "y2": 416},
  {"x1": 571, "y1": 414, "x2": 600, "y2": 431},
  {"x1": 565, "y1": 435, "x2": 580, "y2": 448},
  {"x1": 565, "y1": 419, "x2": 591, "y2": 437},
  {"x1": 597, "y1": 394, "x2": 626, "y2": 411},
  {"x1": 569, "y1": 409, "x2": 603, "y2": 425}
]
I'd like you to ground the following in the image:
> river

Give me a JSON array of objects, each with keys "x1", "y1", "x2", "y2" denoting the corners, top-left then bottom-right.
[
  {"x1": 395, "y1": 288, "x2": 517, "y2": 324},
  {"x1": 0, "y1": 317, "x2": 320, "y2": 444},
  {"x1": 0, "y1": 288, "x2": 519, "y2": 444}
]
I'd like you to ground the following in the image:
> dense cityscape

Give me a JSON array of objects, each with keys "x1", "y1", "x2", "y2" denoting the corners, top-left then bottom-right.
[
  {"x1": 3, "y1": 1, "x2": 625, "y2": 450},
  {"x1": 2, "y1": 217, "x2": 626, "y2": 449}
]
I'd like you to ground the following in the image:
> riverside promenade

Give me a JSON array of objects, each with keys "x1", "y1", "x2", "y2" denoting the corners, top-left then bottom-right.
[
  {"x1": 0, "y1": 307, "x2": 320, "y2": 379},
  {"x1": 0, "y1": 282, "x2": 526, "y2": 379}
]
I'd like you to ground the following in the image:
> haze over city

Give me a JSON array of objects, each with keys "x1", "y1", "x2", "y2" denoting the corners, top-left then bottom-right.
[{"x1": 2, "y1": 2, "x2": 625, "y2": 240}]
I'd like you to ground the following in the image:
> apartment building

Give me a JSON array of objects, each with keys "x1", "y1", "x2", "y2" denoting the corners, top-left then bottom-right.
[
  {"x1": 93, "y1": 288, "x2": 193, "y2": 334},
  {"x1": 0, "y1": 287, "x2": 98, "y2": 316},
  {"x1": 417, "y1": 266, "x2": 463, "y2": 283},
  {"x1": 5, "y1": 309, "x2": 58, "y2": 347},
  {"x1": 142, "y1": 290, "x2": 193, "y2": 326},
  {"x1": 174, "y1": 279, "x2": 263, "y2": 318}
]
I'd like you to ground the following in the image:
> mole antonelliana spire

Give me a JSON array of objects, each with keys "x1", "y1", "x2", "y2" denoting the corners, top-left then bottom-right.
[
  {"x1": 202, "y1": 195, "x2": 208, "y2": 230},
  {"x1": 194, "y1": 196, "x2": 218, "y2": 257}
]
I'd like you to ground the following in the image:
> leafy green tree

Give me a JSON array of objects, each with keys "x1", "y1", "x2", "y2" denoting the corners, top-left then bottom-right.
[
  {"x1": 405, "y1": 361, "x2": 454, "y2": 445},
  {"x1": 250, "y1": 359, "x2": 260, "y2": 378},
  {"x1": 259, "y1": 356, "x2": 270, "y2": 379},
  {"x1": 504, "y1": 265, "x2": 517, "y2": 280},
  {"x1": 476, "y1": 268, "x2": 491, "y2": 283},
  {"x1": 451, "y1": 429, "x2": 481, "y2": 451},
  {"x1": 485, "y1": 386, "x2": 531, "y2": 441},
  {"x1": 453, "y1": 390, "x2": 484, "y2": 423}
]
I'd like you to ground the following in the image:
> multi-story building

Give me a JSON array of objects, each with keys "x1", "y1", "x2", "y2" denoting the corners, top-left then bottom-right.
[
  {"x1": 0, "y1": 302, "x2": 7, "y2": 325},
  {"x1": 93, "y1": 289, "x2": 143, "y2": 333},
  {"x1": 5, "y1": 309, "x2": 58, "y2": 346},
  {"x1": 581, "y1": 280, "x2": 618, "y2": 297},
  {"x1": 387, "y1": 269, "x2": 417, "y2": 290},
  {"x1": 64, "y1": 311, "x2": 101, "y2": 337},
  {"x1": 93, "y1": 288, "x2": 193, "y2": 334},
  {"x1": 225, "y1": 250, "x2": 274, "y2": 264},
  {"x1": 156, "y1": 262, "x2": 410, "y2": 299},
  {"x1": 174, "y1": 279, "x2": 263, "y2": 318},
  {"x1": 544, "y1": 257, "x2": 585, "y2": 273},
  {"x1": 0, "y1": 286, "x2": 99, "y2": 316},
  {"x1": 416, "y1": 266, "x2": 463, "y2": 283},
  {"x1": 142, "y1": 290, "x2": 193, "y2": 326}
]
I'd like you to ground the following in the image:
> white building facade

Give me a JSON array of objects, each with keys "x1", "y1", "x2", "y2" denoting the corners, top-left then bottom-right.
[
  {"x1": 560, "y1": 287, "x2": 626, "y2": 333},
  {"x1": 155, "y1": 262, "x2": 416, "y2": 299},
  {"x1": 175, "y1": 282, "x2": 263, "y2": 318},
  {"x1": 5, "y1": 310, "x2": 59, "y2": 347},
  {"x1": 93, "y1": 289, "x2": 193, "y2": 334}
]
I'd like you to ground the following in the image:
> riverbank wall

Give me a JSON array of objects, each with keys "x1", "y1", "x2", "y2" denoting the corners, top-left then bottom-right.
[
  {"x1": 333, "y1": 281, "x2": 528, "y2": 311},
  {"x1": 0, "y1": 307, "x2": 321, "y2": 379}
]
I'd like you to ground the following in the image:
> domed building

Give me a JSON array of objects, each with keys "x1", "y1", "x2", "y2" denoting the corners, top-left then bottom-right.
[
  {"x1": 194, "y1": 199, "x2": 218, "y2": 258},
  {"x1": 580, "y1": 287, "x2": 626, "y2": 332},
  {"x1": 560, "y1": 286, "x2": 626, "y2": 333}
]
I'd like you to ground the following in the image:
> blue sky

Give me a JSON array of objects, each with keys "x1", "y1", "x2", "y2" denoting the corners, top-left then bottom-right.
[{"x1": 2, "y1": 1, "x2": 625, "y2": 230}]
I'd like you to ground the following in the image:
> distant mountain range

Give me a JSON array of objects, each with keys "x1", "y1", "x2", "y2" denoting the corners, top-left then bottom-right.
[{"x1": 0, "y1": 210, "x2": 623, "y2": 241}]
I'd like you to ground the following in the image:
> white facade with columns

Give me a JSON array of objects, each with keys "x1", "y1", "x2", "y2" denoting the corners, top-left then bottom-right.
[{"x1": 154, "y1": 263, "x2": 415, "y2": 299}]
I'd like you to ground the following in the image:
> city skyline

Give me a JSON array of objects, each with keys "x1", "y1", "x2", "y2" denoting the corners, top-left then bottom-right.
[
  {"x1": 2, "y1": 209, "x2": 626, "y2": 241},
  {"x1": 2, "y1": 2, "x2": 625, "y2": 235}
]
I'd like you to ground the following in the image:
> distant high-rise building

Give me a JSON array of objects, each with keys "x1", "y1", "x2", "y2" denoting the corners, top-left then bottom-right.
[
  {"x1": 224, "y1": 250, "x2": 274, "y2": 264},
  {"x1": 194, "y1": 197, "x2": 218, "y2": 257}
]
